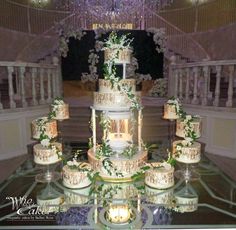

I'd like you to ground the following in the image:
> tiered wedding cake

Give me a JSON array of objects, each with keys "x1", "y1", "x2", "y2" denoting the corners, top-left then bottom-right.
[{"x1": 87, "y1": 32, "x2": 147, "y2": 182}]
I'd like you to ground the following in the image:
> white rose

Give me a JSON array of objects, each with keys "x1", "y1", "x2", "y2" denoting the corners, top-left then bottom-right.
[
  {"x1": 67, "y1": 161, "x2": 73, "y2": 166},
  {"x1": 176, "y1": 145, "x2": 182, "y2": 151},
  {"x1": 41, "y1": 138, "x2": 50, "y2": 147},
  {"x1": 186, "y1": 115, "x2": 192, "y2": 120},
  {"x1": 58, "y1": 151, "x2": 62, "y2": 156}
]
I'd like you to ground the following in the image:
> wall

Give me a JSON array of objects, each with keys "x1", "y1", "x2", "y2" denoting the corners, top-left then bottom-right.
[
  {"x1": 0, "y1": 105, "x2": 49, "y2": 160},
  {"x1": 184, "y1": 105, "x2": 236, "y2": 158}
]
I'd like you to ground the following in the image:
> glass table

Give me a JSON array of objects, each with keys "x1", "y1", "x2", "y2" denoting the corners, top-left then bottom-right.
[{"x1": 0, "y1": 150, "x2": 236, "y2": 229}]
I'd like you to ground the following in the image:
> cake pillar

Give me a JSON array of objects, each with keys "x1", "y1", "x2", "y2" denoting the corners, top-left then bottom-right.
[
  {"x1": 123, "y1": 63, "x2": 126, "y2": 79},
  {"x1": 92, "y1": 108, "x2": 96, "y2": 152},
  {"x1": 138, "y1": 109, "x2": 142, "y2": 151}
]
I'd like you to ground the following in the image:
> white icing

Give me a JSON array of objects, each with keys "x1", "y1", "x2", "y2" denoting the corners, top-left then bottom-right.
[{"x1": 163, "y1": 104, "x2": 179, "y2": 120}]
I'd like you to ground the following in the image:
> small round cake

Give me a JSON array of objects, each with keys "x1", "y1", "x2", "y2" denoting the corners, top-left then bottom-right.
[
  {"x1": 88, "y1": 148, "x2": 147, "y2": 182},
  {"x1": 175, "y1": 195, "x2": 198, "y2": 213},
  {"x1": 33, "y1": 142, "x2": 62, "y2": 165},
  {"x1": 172, "y1": 141, "x2": 201, "y2": 164},
  {"x1": 52, "y1": 103, "x2": 69, "y2": 121},
  {"x1": 163, "y1": 104, "x2": 179, "y2": 120},
  {"x1": 64, "y1": 186, "x2": 90, "y2": 205},
  {"x1": 176, "y1": 118, "x2": 201, "y2": 138},
  {"x1": 62, "y1": 163, "x2": 92, "y2": 189},
  {"x1": 145, "y1": 162, "x2": 174, "y2": 189},
  {"x1": 145, "y1": 186, "x2": 174, "y2": 205},
  {"x1": 31, "y1": 117, "x2": 57, "y2": 140},
  {"x1": 104, "y1": 48, "x2": 132, "y2": 64}
]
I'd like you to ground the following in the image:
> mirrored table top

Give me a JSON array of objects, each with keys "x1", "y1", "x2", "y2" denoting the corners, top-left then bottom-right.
[{"x1": 0, "y1": 152, "x2": 236, "y2": 229}]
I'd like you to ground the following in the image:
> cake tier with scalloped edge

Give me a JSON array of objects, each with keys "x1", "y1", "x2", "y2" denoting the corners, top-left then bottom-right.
[
  {"x1": 176, "y1": 118, "x2": 201, "y2": 138},
  {"x1": 62, "y1": 163, "x2": 92, "y2": 189},
  {"x1": 88, "y1": 148, "x2": 147, "y2": 182},
  {"x1": 174, "y1": 195, "x2": 198, "y2": 213},
  {"x1": 99, "y1": 79, "x2": 136, "y2": 93},
  {"x1": 93, "y1": 91, "x2": 141, "y2": 110},
  {"x1": 52, "y1": 103, "x2": 69, "y2": 121},
  {"x1": 163, "y1": 104, "x2": 179, "y2": 120},
  {"x1": 145, "y1": 162, "x2": 174, "y2": 189},
  {"x1": 33, "y1": 142, "x2": 62, "y2": 165},
  {"x1": 31, "y1": 117, "x2": 57, "y2": 140},
  {"x1": 104, "y1": 48, "x2": 132, "y2": 64},
  {"x1": 172, "y1": 141, "x2": 201, "y2": 164}
]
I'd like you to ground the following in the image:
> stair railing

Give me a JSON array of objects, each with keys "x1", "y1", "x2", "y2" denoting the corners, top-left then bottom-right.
[
  {"x1": 0, "y1": 60, "x2": 60, "y2": 110},
  {"x1": 169, "y1": 59, "x2": 236, "y2": 108}
]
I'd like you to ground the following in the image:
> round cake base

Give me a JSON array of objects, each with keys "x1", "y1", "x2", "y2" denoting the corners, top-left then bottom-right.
[{"x1": 88, "y1": 148, "x2": 147, "y2": 182}]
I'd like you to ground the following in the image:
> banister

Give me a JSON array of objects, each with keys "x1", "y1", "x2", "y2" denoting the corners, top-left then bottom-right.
[{"x1": 0, "y1": 61, "x2": 56, "y2": 68}]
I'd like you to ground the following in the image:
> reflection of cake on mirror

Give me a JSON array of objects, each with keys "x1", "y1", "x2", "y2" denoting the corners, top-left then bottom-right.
[
  {"x1": 88, "y1": 32, "x2": 147, "y2": 182},
  {"x1": 64, "y1": 186, "x2": 90, "y2": 205},
  {"x1": 145, "y1": 162, "x2": 174, "y2": 189},
  {"x1": 33, "y1": 142, "x2": 62, "y2": 165},
  {"x1": 31, "y1": 117, "x2": 57, "y2": 139},
  {"x1": 62, "y1": 162, "x2": 92, "y2": 189},
  {"x1": 176, "y1": 116, "x2": 201, "y2": 138},
  {"x1": 145, "y1": 186, "x2": 174, "y2": 205},
  {"x1": 175, "y1": 196, "x2": 198, "y2": 213},
  {"x1": 50, "y1": 98, "x2": 69, "y2": 121},
  {"x1": 172, "y1": 140, "x2": 201, "y2": 164},
  {"x1": 163, "y1": 98, "x2": 182, "y2": 120}
]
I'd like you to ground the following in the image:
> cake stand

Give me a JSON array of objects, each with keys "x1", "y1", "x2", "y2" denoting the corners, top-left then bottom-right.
[
  {"x1": 35, "y1": 163, "x2": 61, "y2": 183},
  {"x1": 174, "y1": 162, "x2": 200, "y2": 181}
]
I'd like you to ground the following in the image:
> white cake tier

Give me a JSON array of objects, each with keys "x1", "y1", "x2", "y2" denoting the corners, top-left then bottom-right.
[
  {"x1": 173, "y1": 141, "x2": 201, "y2": 164},
  {"x1": 33, "y1": 142, "x2": 62, "y2": 165},
  {"x1": 64, "y1": 186, "x2": 90, "y2": 205},
  {"x1": 145, "y1": 186, "x2": 174, "y2": 205},
  {"x1": 176, "y1": 118, "x2": 201, "y2": 138},
  {"x1": 88, "y1": 148, "x2": 147, "y2": 182},
  {"x1": 175, "y1": 195, "x2": 198, "y2": 213},
  {"x1": 99, "y1": 79, "x2": 136, "y2": 93},
  {"x1": 163, "y1": 104, "x2": 179, "y2": 120},
  {"x1": 52, "y1": 103, "x2": 69, "y2": 121},
  {"x1": 62, "y1": 164, "x2": 92, "y2": 189},
  {"x1": 31, "y1": 117, "x2": 58, "y2": 140},
  {"x1": 108, "y1": 133, "x2": 132, "y2": 153},
  {"x1": 104, "y1": 48, "x2": 132, "y2": 64},
  {"x1": 145, "y1": 163, "x2": 174, "y2": 189},
  {"x1": 93, "y1": 91, "x2": 141, "y2": 110}
]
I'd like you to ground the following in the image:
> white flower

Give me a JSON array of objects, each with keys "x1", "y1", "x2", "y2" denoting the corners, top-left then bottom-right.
[
  {"x1": 161, "y1": 162, "x2": 172, "y2": 170},
  {"x1": 58, "y1": 151, "x2": 62, "y2": 156},
  {"x1": 185, "y1": 137, "x2": 193, "y2": 143},
  {"x1": 67, "y1": 161, "x2": 73, "y2": 166},
  {"x1": 176, "y1": 145, "x2": 182, "y2": 151},
  {"x1": 186, "y1": 115, "x2": 192, "y2": 121},
  {"x1": 41, "y1": 138, "x2": 50, "y2": 147}
]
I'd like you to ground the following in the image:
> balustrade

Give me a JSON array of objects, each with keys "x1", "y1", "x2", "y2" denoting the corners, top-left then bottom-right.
[
  {"x1": 0, "y1": 61, "x2": 60, "y2": 110},
  {"x1": 171, "y1": 60, "x2": 236, "y2": 108}
]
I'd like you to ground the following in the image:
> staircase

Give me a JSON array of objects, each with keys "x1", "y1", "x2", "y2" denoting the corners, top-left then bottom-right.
[{"x1": 59, "y1": 98, "x2": 170, "y2": 146}]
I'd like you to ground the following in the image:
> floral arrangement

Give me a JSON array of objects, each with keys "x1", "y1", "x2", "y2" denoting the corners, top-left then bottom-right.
[
  {"x1": 102, "y1": 31, "x2": 133, "y2": 51},
  {"x1": 148, "y1": 78, "x2": 167, "y2": 97},
  {"x1": 147, "y1": 27, "x2": 166, "y2": 53},
  {"x1": 48, "y1": 97, "x2": 65, "y2": 119}
]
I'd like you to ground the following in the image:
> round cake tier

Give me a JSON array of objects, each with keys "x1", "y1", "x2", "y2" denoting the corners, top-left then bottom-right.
[
  {"x1": 52, "y1": 103, "x2": 69, "y2": 120},
  {"x1": 99, "y1": 79, "x2": 136, "y2": 93},
  {"x1": 62, "y1": 164, "x2": 92, "y2": 189},
  {"x1": 176, "y1": 118, "x2": 201, "y2": 138},
  {"x1": 174, "y1": 195, "x2": 198, "y2": 213},
  {"x1": 108, "y1": 133, "x2": 132, "y2": 153},
  {"x1": 145, "y1": 163, "x2": 174, "y2": 189},
  {"x1": 172, "y1": 141, "x2": 201, "y2": 164},
  {"x1": 33, "y1": 142, "x2": 62, "y2": 165},
  {"x1": 93, "y1": 92, "x2": 141, "y2": 110},
  {"x1": 88, "y1": 148, "x2": 147, "y2": 182},
  {"x1": 145, "y1": 186, "x2": 174, "y2": 205},
  {"x1": 104, "y1": 48, "x2": 132, "y2": 64},
  {"x1": 31, "y1": 117, "x2": 57, "y2": 140},
  {"x1": 163, "y1": 104, "x2": 179, "y2": 120},
  {"x1": 64, "y1": 186, "x2": 90, "y2": 205}
]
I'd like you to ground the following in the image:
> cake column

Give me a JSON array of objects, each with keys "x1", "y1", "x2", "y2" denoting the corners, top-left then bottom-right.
[
  {"x1": 92, "y1": 107, "x2": 96, "y2": 153},
  {"x1": 138, "y1": 109, "x2": 142, "y2": 151},
  {"x1": 123, "y1": 63, "x2": 126, "y2": 79}
]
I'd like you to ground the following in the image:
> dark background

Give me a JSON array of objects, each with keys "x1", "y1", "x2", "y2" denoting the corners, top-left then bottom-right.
[{"x1": 61, "y1": 30, "x2": 163, "y2": 80}]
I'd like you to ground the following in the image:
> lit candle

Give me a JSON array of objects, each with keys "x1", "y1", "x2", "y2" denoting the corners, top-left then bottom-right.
[{"x1": 107, "y1": 204, "x2": 131, "y2": 224}]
